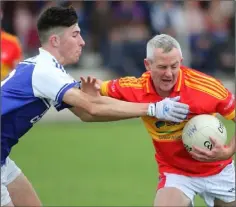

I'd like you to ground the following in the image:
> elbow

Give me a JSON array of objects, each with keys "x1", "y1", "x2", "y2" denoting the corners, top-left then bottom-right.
[
  {"x1": 86, "y1": 103, "x2": 100, "y2": 116},
  {"x1": 88, "y1": 108, "x2": 99, "y2": 117},
  {"x1": 80, "y1": 103, "x2": 100, "y2": 118},
  {"x1": 80, "y1": 116, "x2": 93, "y2": 122},
  {"x1": 79, "y1": 111, "x2": 96, "y2": 122}
]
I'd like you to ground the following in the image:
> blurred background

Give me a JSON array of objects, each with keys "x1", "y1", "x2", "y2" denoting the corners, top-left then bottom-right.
[
  {"x1": 2, "y1": 0, "x2": 235, "y2": 78},
  {"x1": 1, "y1": 0, "x2": 235, "y2": 206}
]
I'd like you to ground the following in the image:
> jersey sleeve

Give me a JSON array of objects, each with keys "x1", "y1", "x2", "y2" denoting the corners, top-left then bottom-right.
[
  {"x1": 216, "y1": 89, "x2": 235, "y2": 120},
  {"x1": 100, "y1": 77, "x2": 139, "y2": 101},
  {"x1": 32, "y1": 65, "x2": 80, "y2": 105},
  {"x1": 53, "y1": 101, "x2": 73, "y2": 112}
]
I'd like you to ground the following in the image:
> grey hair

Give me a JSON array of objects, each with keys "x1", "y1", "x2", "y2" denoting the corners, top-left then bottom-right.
[{"x1": 146, "y1": 34, "x2": 182, "y2": 60}]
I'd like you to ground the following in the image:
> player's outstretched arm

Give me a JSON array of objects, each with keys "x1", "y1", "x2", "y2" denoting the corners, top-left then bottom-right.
[
  {"x1": 66, "y1": 77, "x2": 189, "y2": 122},
  {"x1": 63, "y1": 87, "x2": 155, "y2": 119},
  {"x1": 70, "y1": 95, "x2": 151, "y2": 122}
]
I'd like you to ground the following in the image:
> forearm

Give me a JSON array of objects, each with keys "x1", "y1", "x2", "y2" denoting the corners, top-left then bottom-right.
[
  {"x1": 70, "y1": 107, "x2": 135, "y2": 122},
  {"x1": 91, "y1": 101, "x2": 149, "y2": 118},
  {"x1": 90, "y1": 95, "x2": 129, "y2": 105},
  {"x1": 226, "y1": 117, "x2": 236, "y2": 157},
  {"x1": 227, "y1": 135, "x2": 236, "y2": 156},
  {"x1": 88, "y1": 95, "x2": 150, "y2": 117},
  {"x1": 64, "y1": 88, "x2": 150, "y2": 119}
]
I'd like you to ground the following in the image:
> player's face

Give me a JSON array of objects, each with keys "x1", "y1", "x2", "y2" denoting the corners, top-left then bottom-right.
[
  {"x1": 144, "y1": 48, "x2": 183, "y2": 96},
  {"x1": 59, "y1": 23, "x2": 85, "y2": 65}
]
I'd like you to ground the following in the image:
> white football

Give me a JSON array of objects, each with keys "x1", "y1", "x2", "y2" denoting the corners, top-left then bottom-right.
[{"x1": 182, "y1": 114, "x2": 227, "y2": 153}]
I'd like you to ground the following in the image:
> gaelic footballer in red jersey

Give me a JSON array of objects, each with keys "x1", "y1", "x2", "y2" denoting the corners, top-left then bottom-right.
[{"x1": 80, "y1": 34, "x2": 235, "y2": 207}]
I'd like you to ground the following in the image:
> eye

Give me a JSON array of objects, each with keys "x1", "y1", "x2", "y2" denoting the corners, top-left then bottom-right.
[
  {"x1": 159, "y1": 66, "x2": 167, "y2": 69},
  {"x1": 171, "y1": 65, "x2": 178, "y2": 69},
  {"x1": 72, "y1": 31, "x2": 80, "y2": 38}
]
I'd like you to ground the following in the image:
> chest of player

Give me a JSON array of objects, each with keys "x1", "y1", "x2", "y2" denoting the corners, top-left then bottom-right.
[
  {"x1": 179, "y1": 87, "x2": 219, "y2": 117},
  {"x1": 133, "y1": 88, "x2": 218, "y2": 142},
  {"x1": 134, "y1": 88, "x2": 218, "y2": 116}
]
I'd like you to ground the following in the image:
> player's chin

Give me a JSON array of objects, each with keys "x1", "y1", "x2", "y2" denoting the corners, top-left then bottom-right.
[
  {"x1": 160, "y1": 84, "x2": 174, "y2": 91},
  {"x1": 69, "y1": 56, "x2": 80, "y2": 65}
]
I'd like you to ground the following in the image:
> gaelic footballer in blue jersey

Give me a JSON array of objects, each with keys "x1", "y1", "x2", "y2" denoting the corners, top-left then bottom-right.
[{"x1": 1, "y1": 5, "x2": 190, "y2": 207}]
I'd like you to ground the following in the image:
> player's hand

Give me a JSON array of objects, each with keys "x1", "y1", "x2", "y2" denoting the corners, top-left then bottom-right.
[
  {"x1": 190, "y1": 137, "x2": 231, "y2": 162},
  {"x1": 80, "y1": 76, "x2": 100, "y2": 96},
  {"x1": 149, "y1": 96, "x2": 189, "y2": 122}
]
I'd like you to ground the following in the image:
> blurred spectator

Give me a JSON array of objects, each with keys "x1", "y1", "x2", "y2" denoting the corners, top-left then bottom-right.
[
  {"x1": 1, "y1": 0, "x2": 234, "y2": 78},
  {"x1": 206, "y1": 15, "x2": 235, "y2": 76},
  {"x1": 189, "y1": 32, "x2": 213, "y2": 75},
  {"x1": 89, "y1": 1, "x2": 113, "y2": 67},
  {"x1": 1, "y1": 1, "x2": 16, "y2": 34},
  {"x1": 149, "y1": 0, "x2": 190, "y2": 66},
  {"x1": 13, "y1": 2, "x2": 33, "y2": 53},
  {"x1": 108, "y1": 1, "x2": 150, "y2": 77}
]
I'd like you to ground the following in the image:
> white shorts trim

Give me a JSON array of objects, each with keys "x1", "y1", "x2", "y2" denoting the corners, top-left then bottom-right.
[
  {"x1": 1, "y1": 157, "x2": 22, "y2": 206},
  {"x1": 158, "y1": 162, "x2": 235, "y2": 207}
]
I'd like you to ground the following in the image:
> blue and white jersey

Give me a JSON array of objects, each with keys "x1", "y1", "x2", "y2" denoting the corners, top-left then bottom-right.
[{"x1": 1, "y1": 48, "x2": 80, "y2": 165}]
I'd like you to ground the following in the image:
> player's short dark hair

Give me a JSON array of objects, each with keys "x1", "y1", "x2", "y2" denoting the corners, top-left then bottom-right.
[{"x1": 37, "y1": 6, "x2": 78, "y2": 43}]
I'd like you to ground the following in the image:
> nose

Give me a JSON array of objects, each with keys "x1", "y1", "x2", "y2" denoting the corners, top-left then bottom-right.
[
  {"x1": 164, "y1": 68, "x2": 172, "y2": 77},
  {"x1": 79, "y1": 35, "x2": 85, "y2": 47}
]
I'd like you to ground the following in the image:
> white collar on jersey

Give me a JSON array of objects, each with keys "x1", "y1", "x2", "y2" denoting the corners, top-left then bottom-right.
[{"x1": 39, "y1": 48, "x2": 60, "y2": 64}]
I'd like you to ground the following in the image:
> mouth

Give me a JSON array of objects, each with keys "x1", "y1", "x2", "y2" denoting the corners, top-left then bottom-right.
[
  {"x1": 76, "y1": 50, "x2": 82, "y2": 56},
  {"x1": 162, "y1": 79, "x2": 172, "y2": 83}
]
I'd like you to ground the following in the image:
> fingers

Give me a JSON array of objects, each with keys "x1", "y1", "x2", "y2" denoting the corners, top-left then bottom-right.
[
  {"x1": 190, "y1": 150, "x2": 215, "y2": 162},
  {"x1": 172, "y1": 107, "x2": 189, "y2": 116},
  {"x1": 190, "y1": 153, "x2": 210, "y2": 162},
  {"x1": 80, "y1": 77, "x2": 86, "y2": 83},
  {"x1": 192, "y1": 145, "x2": 211, "y2": 156},
  {"x1": 91, "y1": 78, "x2": 96, "y2": 84},
  {"x1": 87, "y1": 76, "x2": 91, "y2": 83},
  {"x1": 169, "y1": 96, "x2": 180, "y2": 102},
  {"x1": 209, "y1": 137, "x2": 217, "y2": 146},
  {"x1": 173, "y1": 101, "x2": 189, "y2": 109},
  {"x1": 80, "y1": 76, "x2": 97, "y2": 84},
  {"x1": 189, "y1": 145, "x2": 217, "y2": 162},
  {"x1": 169, "y1": 111, "x2": 187, "y2": 120},
  {"x1": 166, "y1": 115, "x2": 184, "y2": 123}
]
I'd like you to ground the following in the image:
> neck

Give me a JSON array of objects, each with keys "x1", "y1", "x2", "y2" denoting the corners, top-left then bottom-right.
[
  {"x1": 41, "y1": 45, "x2": 65, "y2": 65},
  {"x1": 150, "y1": 79, "x2": 172, "y2": 98},
  {"x1": 153, "y1": 83, "x2": 172, "y2": 98},
  {"x1": 155, "y1": 88, "x2": 171, "y2": 98}
]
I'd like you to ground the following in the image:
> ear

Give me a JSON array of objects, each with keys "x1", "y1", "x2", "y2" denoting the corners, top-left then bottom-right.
[
  {"x1": 144, "y1": 58, "x2": 151, "y2": 71},
  {"x1": 49, "y1": 34, "x2": 60, "y2": 48}
]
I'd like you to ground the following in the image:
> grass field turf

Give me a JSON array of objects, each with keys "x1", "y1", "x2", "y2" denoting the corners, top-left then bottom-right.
[{"x1": 10, "y1": 118, "x2": 235, "y2": 206}]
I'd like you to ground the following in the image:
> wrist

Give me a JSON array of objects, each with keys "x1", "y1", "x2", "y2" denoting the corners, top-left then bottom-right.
[
  {"x1": 147, "y1": 103, "x2": 156, "y2": 117},
  {"x1": 223, "y1": 146, "x2": 234, "y2": 159}
]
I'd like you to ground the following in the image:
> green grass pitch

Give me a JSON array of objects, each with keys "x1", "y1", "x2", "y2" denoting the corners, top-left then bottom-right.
[{"x1": 10, "y1": 118, "x2": 235, "y2": 206}]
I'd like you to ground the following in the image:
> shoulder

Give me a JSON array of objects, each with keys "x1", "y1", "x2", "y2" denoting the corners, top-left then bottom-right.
[
  {"x1": 181, "y1": 66, "x2": 228, "y2": 100},
  {"x1": 1, "y1": 31, "x2": 21, "y2": 46},
  {"x1": 118, "y1": 72, "x2": 150, "y2": 89}
]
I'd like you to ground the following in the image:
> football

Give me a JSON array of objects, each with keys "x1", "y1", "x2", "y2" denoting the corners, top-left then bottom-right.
[{"x1": 182, "y1": 114, "x2": 227, "y2": 153}]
